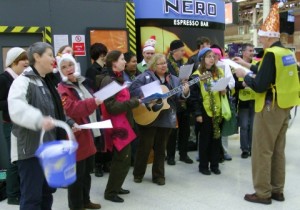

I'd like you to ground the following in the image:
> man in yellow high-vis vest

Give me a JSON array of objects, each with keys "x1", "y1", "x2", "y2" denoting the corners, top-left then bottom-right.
[
  {"x1": 235, "y1": 43, "x2": 256, "y2": 159},
  {"x1": 235, "y1": 2, "x2": 300, "y2": 205}
]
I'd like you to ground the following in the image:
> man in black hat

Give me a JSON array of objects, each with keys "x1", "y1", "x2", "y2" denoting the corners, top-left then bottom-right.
[{"x1": 166, "y1": 40, "x2": 193, "y2": 165}]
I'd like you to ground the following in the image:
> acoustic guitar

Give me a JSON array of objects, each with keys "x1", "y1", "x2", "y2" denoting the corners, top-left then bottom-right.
[{"x1": 132, "y1": 72, "x2": 212, "y2": 125}]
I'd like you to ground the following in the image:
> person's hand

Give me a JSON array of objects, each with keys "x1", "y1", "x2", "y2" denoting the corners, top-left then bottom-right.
[
  {"x1": 232, "y1": 57, "x2": 246, "y2": 66},
  {"x1": 95, "y1": 98, "x2": 103, "y2": 105},
  {"x1": 196, "y1": 116, "x2": 203, "y2": 123},
  {"x1": 235, "y1": 68, "x2": 247, "y2": 78},
  {"x1": 242, "y1": 81, "x2": 248, "y2": 87},
  {"x1": 182, "y1": 82, "x2": 190, "y2": 96},
  {"x1": 72, "y1": 123, "x2": 81, "y2": 133},
  {"x1": 41, "y1": 116, "x2": 55, "y2": 131},
  {"x1": 220, "y1": 90, "x2": 226, "y2": 96}
]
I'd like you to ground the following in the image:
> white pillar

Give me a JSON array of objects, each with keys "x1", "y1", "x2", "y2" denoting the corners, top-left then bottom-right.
[
  {"x1": 263, "y1": 0, "x2": 270, "y2": 21},
  {"x1": 252, "y1": 7, "x2": 258, "y2": 46}
]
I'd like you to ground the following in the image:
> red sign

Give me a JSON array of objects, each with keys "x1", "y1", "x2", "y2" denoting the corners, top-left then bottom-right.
[{"x1": 72, "y1": 42, "x2": 85, "y2": 56}]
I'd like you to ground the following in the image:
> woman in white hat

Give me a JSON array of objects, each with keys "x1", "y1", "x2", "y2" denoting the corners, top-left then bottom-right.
[{"x1": 0, "y1": 47, "x2": 28, "y2": 205}]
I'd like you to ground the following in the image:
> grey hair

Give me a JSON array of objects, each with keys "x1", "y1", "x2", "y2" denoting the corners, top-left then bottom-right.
[
  {"x1": 147, "y1": 53, "x2": 166, "y2": 71},
  {"x1": 27, "y1": 42, "x2": 53, "y2": 65}
]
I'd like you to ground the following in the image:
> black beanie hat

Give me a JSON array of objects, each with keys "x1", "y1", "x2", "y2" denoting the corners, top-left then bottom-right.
[{"x1": 170, "y1": 40, "x2": 184, "y2": 51}]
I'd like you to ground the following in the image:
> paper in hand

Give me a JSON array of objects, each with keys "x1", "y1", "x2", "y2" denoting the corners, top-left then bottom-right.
[
  {"x1": 211, "y1": 77, "x2": 231, "y2": 91},
  {"x1": 76, "y1": 120, "x2": 113, "y2": 129},
  {"x1": 93, "y1": 81, "x2": 126, "y2": 101},
  {"x1": 179, "y1": 64, "x2": 193, "y2": 79},
  {"x1": 221, "y1": 59, "x2": 251, "y2": 73},
  {"x1": 141, "y1": 80, "x2": 162, "y2": 97}
]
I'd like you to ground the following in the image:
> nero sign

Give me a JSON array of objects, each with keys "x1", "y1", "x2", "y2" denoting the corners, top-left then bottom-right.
[{"x1": 164, "y1": 0, "x2": 217, "y2": 17}]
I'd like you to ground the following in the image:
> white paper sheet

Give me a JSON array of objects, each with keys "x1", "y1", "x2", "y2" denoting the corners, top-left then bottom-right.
[
  {"x1": 221, "y1": 59, "x2": 251, "y2": 73},
  {"x1": 76, "y1": 120, "x2": 113, "y2": 129},
  {"x1": 211, "y1": 77, "x2": 231, "y2": 91},
  {"x1": 141, "y1": 80, "x2": 162, "y2": 97},
  {"x1": 93, "y1": 81, "x2": 126, "y2": 101},
  {"x1": 179, "y1": 64, "x2": 193, "y2": 79}
]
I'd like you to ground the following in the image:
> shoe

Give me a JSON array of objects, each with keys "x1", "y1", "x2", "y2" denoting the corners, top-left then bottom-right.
[
  {"x1": 244, "y1": 193, "x2": 272, "y2": 205},
  {"x1": 199, "y1": 169, "x2": 211, "y2": 175},
  {"x1": 95, "y1": 166, "x2": 103, "y2": 177},
  {"x1": 211, "y1": 168, "x2": 221, "y2": 175},
  {"x1": 241, "y1": 151, "x2": 249, "y2": 159},
  {"x1": 84, "y1": 201, "x2": 101, "y2": 209},
  {"x1": 153, "y1": 178, "x2": 165, "y2": 185},
  {"x1": 224, "y1": 154, "x2": 232, "y2": 161},
  {"x1": 104, "y1": 195, "x2": 124, "y2": 203},
  {"x1": 179, "y1": 156, "x2": 194, "y2": 164},
  {"x1": 134, "y1": 177, "x2": 142, "y2": 183},
  {"x1": 7, "y1": 197, "x2": 20, "y2": 205},
  {"x1": 118, "y1": 188, "x2": 130, "y2": 195},
  {"x1": 271, "y1": 192, "x2": 285, "y2": 201},
  {"x1": 167, "y1": 157, "x2": 176, "y2": 165}
]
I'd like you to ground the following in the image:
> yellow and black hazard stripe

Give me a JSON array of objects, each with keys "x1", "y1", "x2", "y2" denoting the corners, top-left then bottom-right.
[
  {"x1": 126, "y1": 2, "x2": 136, "y2": 54},
  {"x1": 0, "y1": 25, "x2": 52, "y2": 44}
]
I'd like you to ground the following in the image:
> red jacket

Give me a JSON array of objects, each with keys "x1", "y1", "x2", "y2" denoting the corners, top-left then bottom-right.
[{"x1": 57, "y1": 81, "x2": 97, "y2": 161}]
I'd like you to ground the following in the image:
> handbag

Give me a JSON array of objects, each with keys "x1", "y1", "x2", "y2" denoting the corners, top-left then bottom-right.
[
  {"x1": 222, "y1": 95, "x2": 238, "y2": 136},
  {"x1": 221, "y1": 95, "x2": 231, "y2": 121}
]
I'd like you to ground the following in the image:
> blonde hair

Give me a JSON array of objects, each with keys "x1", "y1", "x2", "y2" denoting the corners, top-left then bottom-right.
[{"x1": 147, "y1": 53, "x2": 166, "y2": 71}]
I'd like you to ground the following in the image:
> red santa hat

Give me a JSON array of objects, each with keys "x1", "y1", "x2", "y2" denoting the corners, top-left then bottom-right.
[
  {"x1": 143, "y1": 35, "x2": 156, "y2": 52},
  {"x1": 258, "y1": 2, "x2": 284, "y2": 38}
]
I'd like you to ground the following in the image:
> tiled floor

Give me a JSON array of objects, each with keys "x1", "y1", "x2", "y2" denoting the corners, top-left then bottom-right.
[{"x1": 1, "y1": 108, "x2": 299, "y2": 210}]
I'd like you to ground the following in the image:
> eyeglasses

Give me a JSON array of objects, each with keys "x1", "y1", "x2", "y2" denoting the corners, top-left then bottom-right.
[
  {"x1": 157, "y1": 62, "x2": 167, "y2": 66},
  {"x1": 205, "y1": 55, "x2": 215, "y2": 59}
]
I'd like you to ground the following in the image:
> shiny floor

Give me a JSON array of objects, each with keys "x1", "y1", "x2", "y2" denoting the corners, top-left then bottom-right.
[{"x1": 1, "y1": 108, "x2": 300, "y2": 210}]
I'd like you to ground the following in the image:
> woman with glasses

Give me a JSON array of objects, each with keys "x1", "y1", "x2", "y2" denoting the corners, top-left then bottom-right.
[
  {"x1": 130, "y1": 53, "x2": 190, "y2": 186},
  {"x1": 188, "y1": 48, "x2": 226, "y2": 176}
]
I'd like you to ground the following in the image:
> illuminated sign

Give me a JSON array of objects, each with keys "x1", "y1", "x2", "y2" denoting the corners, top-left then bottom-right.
[{"x1": 134, "y1": 0, "x2": 225, "y2": 24}]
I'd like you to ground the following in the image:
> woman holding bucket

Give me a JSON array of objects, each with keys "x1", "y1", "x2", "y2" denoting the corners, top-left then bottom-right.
[
  {"x1": 7, "y1": 42, "x2": 75, "y2": 210},
  {"x1": 57, "y1": 53, "x2": 102, "y2": 210},
  {"x1": 99, "y1": 50, "x2": 140, "y2": 203}
]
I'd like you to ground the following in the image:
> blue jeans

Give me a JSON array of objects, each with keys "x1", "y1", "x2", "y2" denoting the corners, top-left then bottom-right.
[
  {"x1": 18, "y1": 157, "x2": 56, "y2": 210},
  {"x1": 238, "y1": 102, "x2": 254, "y2": 152}
]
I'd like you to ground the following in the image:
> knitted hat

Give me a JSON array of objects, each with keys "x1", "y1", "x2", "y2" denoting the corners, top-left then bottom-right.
[
  {"x1": 5, "y1": 47, "x2": 26, "y2": 67},
  {"x1": 56, "y1": 53, "x2": 80, "y2": 82},
  {"x1": 211, "y1": 48, "x2": 222, "y2": 59},
  {"x1": 258, "y1": 2, "x2": 284, "y2": 38},
  {"x1": 170, "y1": 40, "x2": 184, "y2": 51},
  {"x1": 198, "y1": 47, "x2": 212, "y2": 61},
  {"x1": 143, "y1": 35, "x2": 156, "y2": 52}
]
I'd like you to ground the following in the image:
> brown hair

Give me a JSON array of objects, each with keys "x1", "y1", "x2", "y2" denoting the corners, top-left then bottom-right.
[
  {"x1": 11, "y1": 51, "x2": 28, "y2": 66},
  {"x1": 197, "y1": 50, "x2": 218, "y2": 75},
  {"x1": 105, "y1": 50, "x2": 122, "y2": 68}
]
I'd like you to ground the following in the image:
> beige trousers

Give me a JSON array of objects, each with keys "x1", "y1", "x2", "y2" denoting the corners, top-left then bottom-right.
[{"x1": 251, "y1": 103, "x2": 291, "y2": 198}]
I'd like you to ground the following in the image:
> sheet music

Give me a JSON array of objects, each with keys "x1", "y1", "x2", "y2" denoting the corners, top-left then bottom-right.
[
  {"x1": 221, "y1": 59, "x2": 251, "y2": 73},
  {"x1": 76, "y1": 120, "x2": 113, "y2": 129},
  {"x1": 93, "y1": 81, "x2": 126, "y2": 101},
  {"x1": 211, "y1": 77, "x2": 231, "y2": 91},
  {"x1": 141, "y1": 80, "x2": 162, "y2": 97},
  {"x1": 179, "y1": 64, "x2": 193, "y2": 79}
]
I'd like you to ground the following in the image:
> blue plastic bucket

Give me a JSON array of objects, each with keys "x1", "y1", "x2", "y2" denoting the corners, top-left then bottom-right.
[{"x1": 35, "y1": 140, "x2": 78, "y2": 188}]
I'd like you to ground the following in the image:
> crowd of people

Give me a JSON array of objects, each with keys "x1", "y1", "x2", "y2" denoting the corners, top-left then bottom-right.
[{"x1": 0, "y1": 2, "x2": 299, "y2": 210}]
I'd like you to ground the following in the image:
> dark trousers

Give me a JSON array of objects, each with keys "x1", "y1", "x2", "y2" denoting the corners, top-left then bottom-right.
[
  {"x1": 68, "y1": 155, "x2": 94, "y2": 209},
  {"x1": 167, "y1": 110, "x2": 190, "y2": 158},
  {"x1": 133, "y1": 126, "x2": 171, "y2": 180},
  {"x1": 105, "y1": 144, "x2": 131, "y2": 197},
  {"x1": 3, "y1": 122, "x2": 20, "y2": 199},
  {"x1": 198, "y1": 112, "x2": 221, "y2": 171},
  {"x1": 18, "y1": 157, "x2": 55, "y2": 210}
]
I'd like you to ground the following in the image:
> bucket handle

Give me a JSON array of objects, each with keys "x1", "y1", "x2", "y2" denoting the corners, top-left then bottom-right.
[{"x1": 39, "y1": 119, "x2": 76, "y2": 153}]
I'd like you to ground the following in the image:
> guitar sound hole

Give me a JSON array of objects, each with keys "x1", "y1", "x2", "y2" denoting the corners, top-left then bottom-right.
[{"x1": 152, "y1": 99, "x2": 164, "y2": 112}]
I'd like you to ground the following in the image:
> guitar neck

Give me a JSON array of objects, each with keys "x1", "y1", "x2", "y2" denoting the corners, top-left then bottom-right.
[{"x1": 164, "y1": 76, "x2": 201, "y2": 99}]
